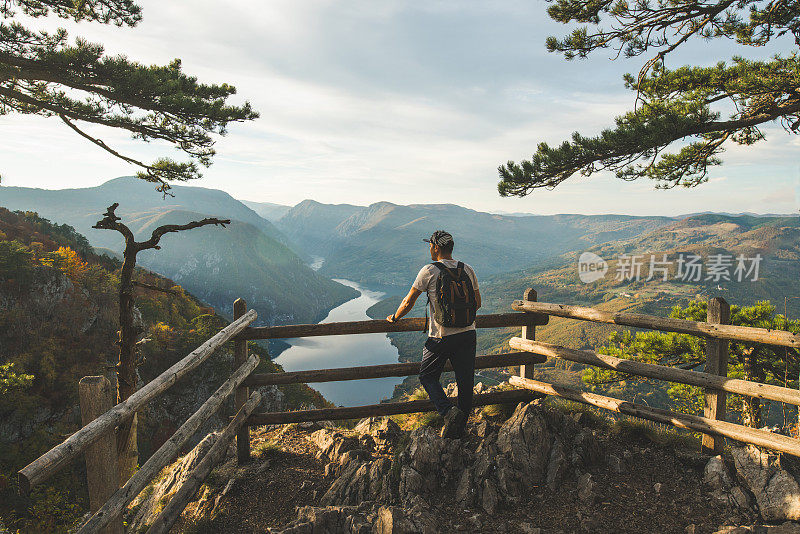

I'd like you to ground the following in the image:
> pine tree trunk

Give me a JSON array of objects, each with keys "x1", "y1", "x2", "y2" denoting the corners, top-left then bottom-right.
[{"x1": 116, "y1": 248, "x2": 139, "y2": 482}]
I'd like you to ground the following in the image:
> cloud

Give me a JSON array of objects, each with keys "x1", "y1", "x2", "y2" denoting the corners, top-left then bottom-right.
[{"x1": 1, "y1": 0, "x2": 797, "y2": 215}]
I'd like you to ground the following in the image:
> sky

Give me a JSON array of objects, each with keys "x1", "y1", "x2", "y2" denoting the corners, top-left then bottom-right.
[{"x1": 1, "y1": 0, "x2": 798, "y2": 216}]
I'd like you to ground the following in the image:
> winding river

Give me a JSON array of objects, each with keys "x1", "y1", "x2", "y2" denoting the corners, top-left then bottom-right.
[{"x1": 275, "y1": 279, "x2": 405, "y2": 406}]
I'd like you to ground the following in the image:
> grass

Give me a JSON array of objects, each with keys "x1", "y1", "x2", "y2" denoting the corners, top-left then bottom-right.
[
  {"x1": 543, "y1": 396, "x2": 704, "y2": 453},
  {"x1": 610, "y1": 417, "x2": 701, "y2": 452},
  {"x1": 389, "y1": 387, "x2": 444, "y2": 431},
  {"x1": 253, "y1": 440, "x2": 282, "y2": 458}
]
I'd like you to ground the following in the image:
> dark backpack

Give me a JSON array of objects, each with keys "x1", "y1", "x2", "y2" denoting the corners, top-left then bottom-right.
[{"x1": 428, "y1": 261, "x2": 477, "y2": 328}]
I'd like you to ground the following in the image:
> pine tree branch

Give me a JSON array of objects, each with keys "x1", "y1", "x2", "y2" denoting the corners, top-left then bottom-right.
[
  {"x1": 136, "y1": 217, "x2": 231, "y2": 251},
  {"x1": 92, "y1": 203, "x2": 134, "y2": 247}
]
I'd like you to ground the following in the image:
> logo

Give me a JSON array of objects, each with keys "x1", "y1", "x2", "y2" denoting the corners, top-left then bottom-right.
[{"x1": 578, "y1": 252, "x2": 608, "y2": 283}]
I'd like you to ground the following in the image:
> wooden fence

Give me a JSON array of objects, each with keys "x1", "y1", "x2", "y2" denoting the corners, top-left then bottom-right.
[
  {"x1": 18, "y1": 288, "x2": 800, "y2": 532},
  {"x1": 16, "y1": 297, "x2": 548, "y2": 533}
]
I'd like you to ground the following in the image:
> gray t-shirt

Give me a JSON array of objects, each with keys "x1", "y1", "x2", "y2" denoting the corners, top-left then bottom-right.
[{"x1": 412, "y1": 259, "x2": 479, "y2": 338}]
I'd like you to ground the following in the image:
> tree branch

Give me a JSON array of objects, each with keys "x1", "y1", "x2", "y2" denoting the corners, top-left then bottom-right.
[{"x1": 136, "y1": 217, "x2": 231, "y2": 251}]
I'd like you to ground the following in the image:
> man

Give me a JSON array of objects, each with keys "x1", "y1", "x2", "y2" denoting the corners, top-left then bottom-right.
[{"x1": 387, "y1": 230, "x2": 481, "y2": 438}]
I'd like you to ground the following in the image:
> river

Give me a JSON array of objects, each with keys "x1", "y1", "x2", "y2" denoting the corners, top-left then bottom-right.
[{"x1": 275, "y1": 279, "x2": 405, "y2": 406}]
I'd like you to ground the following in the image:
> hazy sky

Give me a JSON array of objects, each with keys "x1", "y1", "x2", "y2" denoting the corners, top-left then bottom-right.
[{"x1": 1, "y1": 1, "x2": 798, "y2": 215}]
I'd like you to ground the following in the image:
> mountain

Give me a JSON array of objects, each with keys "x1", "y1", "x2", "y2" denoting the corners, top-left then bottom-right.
[
  {"x1": 129, "y1": 208, "x2": 358, "y2": 325},
  {"x1": 241, "y1": 200, "x2": 293, "y2": 222},
  {"x1": 365, "y1": 213, "x2": 800, "y2": 399},
  {"x1": 0, "y1": 177, "x2": 357, "y2": 326},
  {"x1": 275, "y1": 200, "x2": 675, "y2": 286},
  {"x1": 276, "y1": 199, "x2": 363, "y2": 258},
  {"x1": 0, "y1": 209, "x2": 332, "y2": 532},
  {"x1": 1, "y1": 176, "x2": 289, "y2": 250}
]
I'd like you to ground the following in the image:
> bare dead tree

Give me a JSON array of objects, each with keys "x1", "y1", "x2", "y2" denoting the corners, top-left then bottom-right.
[{"x1": 93, "y1": 203, "x2": 230, "y2": 479}]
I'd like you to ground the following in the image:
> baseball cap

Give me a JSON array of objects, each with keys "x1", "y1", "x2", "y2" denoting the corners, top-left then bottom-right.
[{"x1": 423, "y1": 230, "x2": 454, "y2": 247}]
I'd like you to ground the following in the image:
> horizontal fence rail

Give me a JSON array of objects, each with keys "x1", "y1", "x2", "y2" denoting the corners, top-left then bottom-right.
[
  {"x1": 244, "y1": 352, "x2": 547, "y2": 387},
  {"x1": 509, "y1": 376, "x2": 800, "y2": 458},
  {"x1": 237, "y1": 312, "x2": 549, "y2": 340},
  {"x1": 76, "y1": 353, "x2": 260, "y2": 534},
  {"x1": 146, "y1": 390, "x2": 263, "y2": 534},
  {"x1": 247, "y1": 389, "x2": 541, "y2": 426},
  {"x1": 512, "y1": 300, "x2": 800, "y2": 349},
  {"x1": 509, "y1": 337, "x2": 800, "y2": 407},
  {"x1": 18, "y1": 309, "x2": 258, "y2": 494}
]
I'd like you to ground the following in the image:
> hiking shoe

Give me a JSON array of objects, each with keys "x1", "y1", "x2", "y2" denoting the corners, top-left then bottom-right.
[{"x1": 440, "y1": 406, "x2": 467, "y2": 439}]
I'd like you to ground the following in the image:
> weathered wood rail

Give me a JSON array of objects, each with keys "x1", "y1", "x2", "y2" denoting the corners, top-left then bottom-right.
[
  {"x1": 19, "y1": 287, "x2": 800, "y2": 533},
  {"x1": 509, "y1": 295, "x2": 800, "y2": 457},
  {"x1": 18, "y1": 296, "x2": 549, "y2": 533}
]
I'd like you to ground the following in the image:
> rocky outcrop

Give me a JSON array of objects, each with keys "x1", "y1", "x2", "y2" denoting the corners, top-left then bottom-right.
[
  {"x1": 732, "y1": 445, "x2": 800, "y2": 522},
  {"x1": 704, "y1": 444, "x2": 800, "y2": 523},
  {"x1": 275, "y1": 398, "x2": 604, "y2": 533}
]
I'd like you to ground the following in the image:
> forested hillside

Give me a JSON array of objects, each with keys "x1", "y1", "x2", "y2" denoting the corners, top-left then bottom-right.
[
  {"x1": 0, "y1": 178, "x2": 357, "y2": 328},
  {"x1": 0, "y1": 208, "x2": 330, "y2": 532}
]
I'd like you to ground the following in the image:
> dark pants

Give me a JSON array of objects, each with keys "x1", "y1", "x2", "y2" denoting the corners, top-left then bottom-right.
[{"x1": 419, "y1": 330, "x2": 477, "y2": 416}]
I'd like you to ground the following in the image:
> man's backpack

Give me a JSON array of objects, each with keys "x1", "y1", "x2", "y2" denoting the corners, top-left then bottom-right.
[{"x1": 428, "y1": 261, "x2": 477, "y2": 328}]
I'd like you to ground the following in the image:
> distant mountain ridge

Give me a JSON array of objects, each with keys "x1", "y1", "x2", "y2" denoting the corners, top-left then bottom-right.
[
  {"x1": 0, "y1": 177, "x2": 357, "y2": 326},
  {"x1": 273, "y1": 199, "x2": 676, "y2": 286},
  {"x1": 241, "y1": 200, "x2": 293, "y2": 222}
]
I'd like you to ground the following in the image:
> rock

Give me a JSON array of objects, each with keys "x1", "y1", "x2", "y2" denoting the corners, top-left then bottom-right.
[
  {"x1": 473, "y1": 420, "x2": 489, "y2": 439},
  {"x1": 519, "y1": 524, "x2": 541, "y2": 534},
  {"x1": 339, "y1": 448, "x2": 371, "y2": 466},
  {"x1": 712, "y1": 527, "x2": 752, "y2": 534},
  {"x1": 730, "y1": 486, "x2": 753, "y2": 510},
  {"x1": 704, "y1": 455, "x2": 749, "y2": 508},
  {"x1": 324, "y1": 462, "x2": 336, "y2": 478},
  {"x1": 607, "y1": 453, "x2": 625, "y2": 474},
  {"x1": 572, "y1": 429, "x2": 601, "y2": 467},
  {"x1": 455, "y1": 470, "x2": 475, "y2": 506},
  {"x1": 445, "y1": 382, "x2": 458, "y2": 397},
  {"x1": 764, "y1": 523, "x2": 800, "y2": 534},
  {"x1": 496, "y1": 401, "x2": 552, "y2": 488},
  {"x1": 482, "y1": 478, "x2": 499, "y2": 514},
  {"x1": 400, "y1": 466, "x2": 425, "y2": 497},
  {"x1": 654, "y1": 482, "x2": 662, "y2": 494},
  {"x1": 353, "y1": 417, "x2": 402, "y2": 452},
  {"x1": 577, "y1": 473, "x2": 595, "y2": 503},
  {"x1": 360, "y1": 434, "x2": 376, "y2": 451},
  {"x1": 309, "y1": 428, "x2": 359, "y2": 463},
  {"x1": 732, "y1": 445, "x2": 800, "y2": 521},
  {"x1": 375, "y1": 505, "x2": 438, "y2": 534},
  {"x1": 468, "y1": 514, "x2": 483, "y2": 531},
  {"x1": 705, "y1": 456, "x2": 735, "y2": 490},
  {"x1": 546, "y1": 438, "x2": 567, "y2": 489}
]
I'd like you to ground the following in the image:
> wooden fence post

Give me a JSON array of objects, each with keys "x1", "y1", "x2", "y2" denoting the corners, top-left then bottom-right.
[
  {"x1": 78, "y1": 376, "x2": 123, "y2": 534},
  {"x1": 519, "y1": 288, "x2": 537, "y2": 380},
  {"x1": 702, "y1": 297, "x2": 731, "y2": 455},
  {"x1": 233, "y1": 298, "x2": 251, "y2": 463}
]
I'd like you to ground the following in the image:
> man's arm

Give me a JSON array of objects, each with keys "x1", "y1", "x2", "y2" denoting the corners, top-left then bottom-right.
[
  {"x1": 387, "y1": 287, "x2": 422, "y2": 322},
  {"x1": 475, "y1": 288, "x2": 482, "y2": 310}
]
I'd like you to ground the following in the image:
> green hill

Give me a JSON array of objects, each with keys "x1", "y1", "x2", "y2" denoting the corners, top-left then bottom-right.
[{"x1": 0, "y1": 208, "x2": 332, "y2": 532}]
